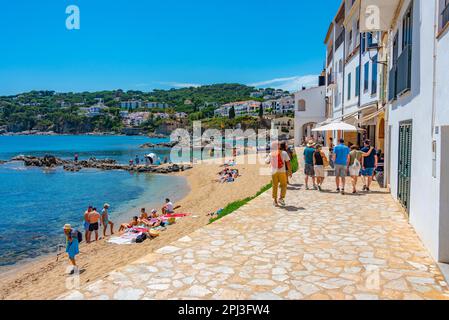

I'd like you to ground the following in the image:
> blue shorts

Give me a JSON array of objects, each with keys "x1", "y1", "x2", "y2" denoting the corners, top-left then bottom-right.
[
  {"x1": 362, "y1": 168, "x2": 375, "y2": 176},
  {"x1": 84, "y1": 221, "x2": 90, "y2": 231}
]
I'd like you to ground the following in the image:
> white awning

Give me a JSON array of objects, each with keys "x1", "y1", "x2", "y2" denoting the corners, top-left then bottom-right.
[
  {"x1": 360, "y1": 0, "x2": 401, "y2": 32},
  {"x1": 312, "y1": 121, "x2": 359, "y2": 132}
]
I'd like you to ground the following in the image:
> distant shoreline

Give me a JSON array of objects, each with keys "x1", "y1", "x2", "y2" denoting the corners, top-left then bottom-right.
[{"x1": 0, "y1": 131, "x2": 168, "y2": 138}]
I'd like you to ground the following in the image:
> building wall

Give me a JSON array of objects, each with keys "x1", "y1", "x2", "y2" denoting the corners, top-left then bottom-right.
[
  {"x1": 388, "y1": 0, "x2": 440, "y2": 259},
  {"x1": 294, "y1": 86, "x2": 326, "y2": 146},
  {"x1": 435, "y1": 4, "x2": 449, "y2": 262}
]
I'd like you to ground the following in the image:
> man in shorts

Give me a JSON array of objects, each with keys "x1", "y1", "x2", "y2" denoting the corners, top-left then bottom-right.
[
  {"x1": 333, "y1": 138, "x2": 350, "y2": 195},
  {"x1": 88, "y1": 207, "x2": 101, "y2": 242},
  {"x1": 303, "y1": 141, "x2": 317, "y2": 190},
  {"x1": 83, "y1": 206, "x2": 92, "y2": 244}
]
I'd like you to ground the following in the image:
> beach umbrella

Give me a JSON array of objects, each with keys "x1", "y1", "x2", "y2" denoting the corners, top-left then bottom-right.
[{"x1": 312, "y1": 121, "x2": 358, "y2": 132}]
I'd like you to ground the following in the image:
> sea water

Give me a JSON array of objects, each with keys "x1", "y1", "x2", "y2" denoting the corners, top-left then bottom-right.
[{"x1": 0, "y1": 135, "x2": 189, "y2": 267}]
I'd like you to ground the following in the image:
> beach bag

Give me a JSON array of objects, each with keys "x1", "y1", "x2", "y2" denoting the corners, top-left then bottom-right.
[
  {"x1": 75, "y1": 229, "x2": 82, "y2": 243},
  {"x1": 320, "y1": 151, "x2": 329, "y2": 167},
  {"x1": 136, "y1": 233, "x2": 147, "y2": 243},
  {"x1": 271, "y1": 151, "x2": 284, "y2": 169}
]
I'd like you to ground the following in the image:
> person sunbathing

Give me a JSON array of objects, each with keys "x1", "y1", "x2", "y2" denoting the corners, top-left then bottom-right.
[
  {"x1": 118, "y1": 216, "x2": 139, "y2": 232},
  {"x1": 139, "y1": 209, "x2": 162, "y2": 227},
  {"x1": 139, "y1": 208, "x2": 148, "y2": 220}
]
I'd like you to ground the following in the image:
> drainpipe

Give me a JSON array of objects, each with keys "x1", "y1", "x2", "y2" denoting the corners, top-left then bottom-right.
[{"x1": 431, "y1": 0, "x2": 438, "y2": 137}]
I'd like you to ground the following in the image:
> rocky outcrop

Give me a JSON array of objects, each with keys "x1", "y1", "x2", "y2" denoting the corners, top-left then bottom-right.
[
  {"x1": 11, "y1": 155, "x2": 67, "y2": 167},
  {"x1": 139, "y1": 141, "x2": 179, "y2": 149},
  {"x1": 10, "y1": 155, "x2": 192, "y2": 174}
]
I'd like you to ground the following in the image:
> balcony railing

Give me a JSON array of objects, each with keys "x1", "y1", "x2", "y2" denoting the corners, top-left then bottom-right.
[
  {"x1": 388, "y1": 44, "x2": 412, "y2": 101},
  {"x1": 443, "y1": 3, "x2": 449, "y2": 30}
]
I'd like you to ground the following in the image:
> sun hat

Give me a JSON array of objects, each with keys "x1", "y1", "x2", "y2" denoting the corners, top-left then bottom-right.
[
  {"x1": 104, "y1": 203, "x2": 110, "y2": 208},
  {"x1": 307, "y1": 140, "x2": 316, "y2": 147},
  {"x1": 151, "y1": 209, "x2": 157, "y2": 213},
  {"x1": 63, "y1": 224, "x2": 72, "y2": 230}
]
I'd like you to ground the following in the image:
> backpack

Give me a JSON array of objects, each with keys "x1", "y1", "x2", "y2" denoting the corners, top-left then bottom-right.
[
  {"x1": 75, "y1": 230, "x2": 82, "y2": 243},
  {"x1": 136, "y1": 233, "x2": 147, "y2": 243},
  {"x1": 271, "y1": 151, "x2": 284, "y2": 169}
]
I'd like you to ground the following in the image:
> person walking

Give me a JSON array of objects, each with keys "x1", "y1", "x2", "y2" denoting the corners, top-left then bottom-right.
[
  {"x1": 333, "y1": 138, "x2": 350, "y2": 195},
  {"x1": 361, "y1": 139, "x2": 377, "y2": 192},
  {"x1": 303, "y1": 141, "x2": 317, "y2": 190},
  {"x1": 328, "y1": 137, "x2": 335, "y2": 168},
  {"x1": 313, "y1": 144, "x2": 328, "y2": 191},
  {"x1": 266, "y1": 141, "x2": 292, "y2": 207},
  {"x1": 63, "y1": 224, "x2": 79, "y2": 275},
  {"x1": 101, "y1": 203, "x2": 114, "y2": 237},
  {"x1": 348, "y1": 145, "x2": 363, "y2": 194},
  {"x1": 280, "y1": 142, "x2": 293, "y2": 185}
]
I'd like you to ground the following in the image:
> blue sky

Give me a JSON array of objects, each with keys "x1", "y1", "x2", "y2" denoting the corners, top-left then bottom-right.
[{"x1": 0, "y1": 0, "x2": 340, "y2": 95}]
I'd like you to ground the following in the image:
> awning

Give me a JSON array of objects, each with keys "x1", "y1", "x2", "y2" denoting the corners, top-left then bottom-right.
[
  {"x1": 312, "y1": 121, "x2": 359, "y2": 132},
  {"x1": 357, "y1": 106, "x2": 385, "y2": 125},
  {"x1": 360, "y1": 0, "x2": 401, "y2": 32}
]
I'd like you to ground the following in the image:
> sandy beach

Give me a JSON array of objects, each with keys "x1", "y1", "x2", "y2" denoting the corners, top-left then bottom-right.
[{"x1": 0, "y1": 153, "x2": 271, "y2": 300}]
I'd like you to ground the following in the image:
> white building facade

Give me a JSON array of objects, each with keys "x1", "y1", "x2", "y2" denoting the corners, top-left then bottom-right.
[
  {"x1": 382, "y1": 0, "x2": 449, "y2": 264},
  {"x1": 324, "y1": 0, "x2": 386, "y2": 150},
  {"x1": 294, "y1": 85, "x2": 326, "y2": 146}
]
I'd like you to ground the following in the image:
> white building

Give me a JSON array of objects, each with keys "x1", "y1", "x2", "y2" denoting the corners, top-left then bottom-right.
[
  {"x1": 271, "y1": 117, "x2": 295, "y2": 139},
  {"x1": 378, "y1": 0, "x2": 449, "y2": 266},
  {"x1": 214, "y1": 101, "x2": 262, "y2": 118},
  {"x1": 274, "y1": 95, "x2": 295, "y2": 115},
  {"x1": 122, "y1": 112, "x2": 150, "y2": 127},
  {"x1": 79, "y1": 101, "x2": 109, "y2": 117},
  {"x1": 324, "y1": 0, "x2": 385, "y2": 149},
  {"x1": 121, "y1": 100, "x2": 142, "y2": 109},
  {"x1": 146, "y1": 102, "x2": 168, "y2": 108},
  {"x1": 294, "y1": 85, "x2": 326, "y2": 146}
]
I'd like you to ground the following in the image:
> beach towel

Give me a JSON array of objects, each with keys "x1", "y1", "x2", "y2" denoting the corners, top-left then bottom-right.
[
  {"x1": 107, "y1": 231, "x2": 142, "y2": 245},
  {"x1": 162, "y1": 213, "x2": 189, "y2": 218}
]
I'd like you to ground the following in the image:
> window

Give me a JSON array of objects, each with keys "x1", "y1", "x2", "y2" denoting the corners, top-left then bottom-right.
[
  {"x1": 441, "y1": 0, "x2": 449, "y2": 31},
  {"x1": 372, "y1": 55, "x2": 378, "y2": 95},
  {"x1": 347, "y1": 73, "x2": 352, "y2": 100},
  {"x1": 355, "y1": 66, "x2": 360, "y2": 97},
  {"x1": 364, "y1": 62, "x2": 370, "y2": 92},
  {"x1": 402, "y1": 4, "x2": 413, "y2": 49},
  {"x1": 297, "y1": 99, "x2": 306, "y2": 112}
]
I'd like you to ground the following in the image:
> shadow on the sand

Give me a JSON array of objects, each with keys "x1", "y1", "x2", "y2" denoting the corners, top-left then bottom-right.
[{"x1": 279, "y1": 205, "x2": 305, "y2": 212}]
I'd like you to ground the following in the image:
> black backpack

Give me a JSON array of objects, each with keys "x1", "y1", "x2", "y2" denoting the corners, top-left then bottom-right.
[
  {"x1": 135, "y1": 233, "x2": 147, "y2": 243},
  {"x1": 75, "y1": 230, "x2": 82, "y2": 243}
]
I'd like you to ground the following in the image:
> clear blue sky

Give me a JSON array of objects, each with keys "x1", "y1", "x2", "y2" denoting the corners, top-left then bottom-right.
[{"x1": 0, "y1": 0, "x2": 340, "y2": 95}]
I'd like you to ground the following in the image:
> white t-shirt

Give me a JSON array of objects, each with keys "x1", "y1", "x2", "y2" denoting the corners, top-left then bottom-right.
[
  {"x1": 267, "y1": 151, "x2": 290, "y2": 174},
  {"x1": 166, "y1": 202, "x2": 174, "y2": 212}
]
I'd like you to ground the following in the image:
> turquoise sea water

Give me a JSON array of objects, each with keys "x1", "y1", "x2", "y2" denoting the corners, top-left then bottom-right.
[{"x1": 0, "y1": 135, "x2": 189, "y2": 267}]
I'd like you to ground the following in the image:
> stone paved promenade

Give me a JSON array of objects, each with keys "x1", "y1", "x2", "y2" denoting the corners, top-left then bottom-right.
[{"x1": 60, "y1": 170, "x2": 449, "y2": 300}]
